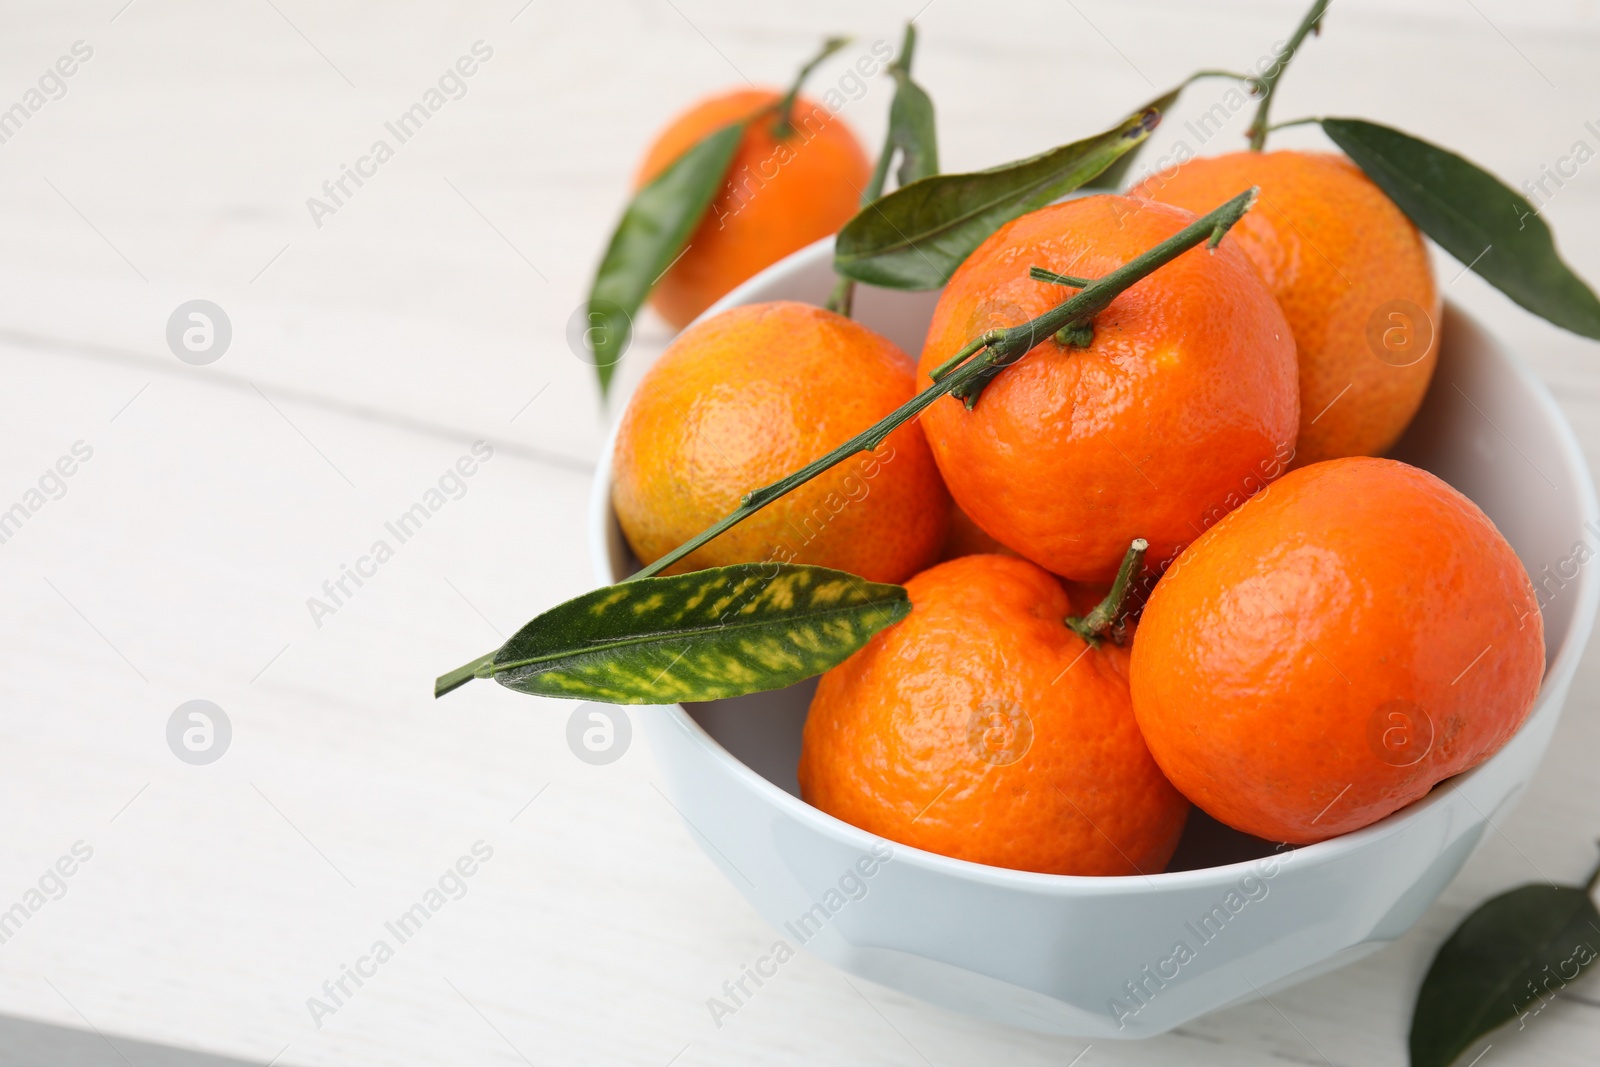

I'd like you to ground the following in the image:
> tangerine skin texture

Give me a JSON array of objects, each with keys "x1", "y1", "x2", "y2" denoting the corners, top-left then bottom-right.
[
  {"x1": 1131, "y1": 151, "x2": 1440, "y2": 467},
  {"x1": 799, "y1": 555, "x2": 1190, "y2": 876},
  {"x1": 635, "y1": 89, "x2": 871, "y2": 329},
  {"x1": 917, "y1": 195, "x2": 1299, "y2": 584},
  {"x1": 1129, "y1": 458, "x2": 1544, "y2": 844},
  {"x1": 612, "y1": 301, "x2": 950, "y2": 583}
]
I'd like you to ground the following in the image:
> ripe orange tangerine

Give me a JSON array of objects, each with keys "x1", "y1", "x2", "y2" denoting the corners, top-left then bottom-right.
[
  {"x1": 1131, "y1": 150, "x2": 1440, "y2": 466},
  {"x1": 1130, "y1": 457, "x2": 1544, "y2": 844},
  {"x1": 635, "y1": 89, "x2": 871, "y2": 328},
  {"x1": 799, "y1": 553, "x2": 1189, "y2": 876},
  {"x1": 916, "y1": 194, "x2": 1300, "y2": 583},
  {"x1": 612, "y1": 300, "x2": 950, "y2": 583}
]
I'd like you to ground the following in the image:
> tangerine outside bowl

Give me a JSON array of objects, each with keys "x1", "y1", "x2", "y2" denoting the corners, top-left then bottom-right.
[{"x1": 587, "y1": 236, "x2": 1599, "y2": 1038}]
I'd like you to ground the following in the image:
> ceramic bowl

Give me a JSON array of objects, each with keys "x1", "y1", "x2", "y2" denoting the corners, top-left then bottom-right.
[{"x1": 588, "y1": 237, "x2": 1599, "y2": 1038}]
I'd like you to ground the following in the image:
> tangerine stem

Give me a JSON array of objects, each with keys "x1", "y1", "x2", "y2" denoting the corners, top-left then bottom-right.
[
  {"x1": 627, "y1": 187, "x2": 1259, "y2": 582},
  {"x1": 929, "y1": 330, "x2": 1005, "y2": 383},
  {"x1": 1246, "y1": 0, "x2": 1329, "y2": 151},
  {"x1": 1187, "y1": 68, "x2": 1264, "y2": 92},
  {"x1": 1264, "y1": 116, "x2": 1322, "y2": 136},
  {"x1": 1065, "y1": 539, "x2": 1148, "y2": 644},
  {"x1": 773, "y1": 36, "x2": 851, "y2": 139},
  {"x1": 828, "y1": 23, "x2": 919, "y2": 318},
  {"x1": 824, "y1": 265, "x2": 857, "y2": 319},
  {"x1": 1029, "y1": 269, "x2": 1095, "y2": 344},
  {"x1": 1029, "y1": 267, "x2": 1094, "y2": 288},
  {"x1": 435, "y1": 651, "x2": 497, "y2": 698}
]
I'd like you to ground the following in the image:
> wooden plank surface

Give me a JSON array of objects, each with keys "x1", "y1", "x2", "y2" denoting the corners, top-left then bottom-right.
[{"x1": 1, "y1": 0, "x2": 1598, "y2": 1063}]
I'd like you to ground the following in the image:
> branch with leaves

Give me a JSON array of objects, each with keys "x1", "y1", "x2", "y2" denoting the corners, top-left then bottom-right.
[
  {"x1": 437, "y1": 189, "x2": 1258, "y2": 701},
  {"x1": 837, "y1": 0, "x2": 1600, "y2": 339},
  {"x1": 455, "y1": 0, "x2": 1600, "y2": 708}
]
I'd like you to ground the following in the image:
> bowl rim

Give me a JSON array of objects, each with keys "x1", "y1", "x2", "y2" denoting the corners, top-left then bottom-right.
[{"x1": 590, "y1": 235, "x2": 1600, "y2": 895}]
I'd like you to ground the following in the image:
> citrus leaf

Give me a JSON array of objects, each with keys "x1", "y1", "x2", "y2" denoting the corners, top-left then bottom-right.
[
  {"x1": 826, "y1": 24, "x2": 937, "y2": 318},
  {"x1": 1409, "y1": 882, "x2": 1600, "y2": 1067},
  {"x1": 832, "y1": 99, "x2": 1168, "y2": 289},
  {"x1": 586, "y1": 120, "x2": 745, "y2": 395},
  {"x1": 486, "y1": 563, "x2": 909, "y2": 704},
  {"x1": 1322, "y1": 117, "x2": 1600, "y2": 340},
  {"x1": 862, "y1": 25, "x2": 936, "y2": 198},
  {"x1": 1083, "y1": 85, "x2": 1183, "y2": 191},
  {"x1": 885, "y1": 61, "x2": 938, "y2": 187}
]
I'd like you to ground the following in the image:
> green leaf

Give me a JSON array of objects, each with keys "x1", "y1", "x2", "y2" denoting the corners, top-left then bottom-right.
[
  {"x1": 1083, "y1": 85, "x2": 1183, "y2": 191},
  {"x1": 832, "y1": 100, "x2": 1167, "y2": 290},
  {"x1": 826, "y1": 23, "x2": 938, "y2": 318},
  {"x1": 484, "y1": 563, "x2": 908, "y2": 704},
  {"x1": 1322, "y1": 117, "x2": 1600, "y2": 340},
  {"x1": 885, "y1": 61, "x2": 938, "y2": 187},
  {"x1": 586, "y1": 121, "x2": 745, "y2": 395},
  {"x1": 1409, "y1": 882, "x2": 1600, "y2": 1067}
]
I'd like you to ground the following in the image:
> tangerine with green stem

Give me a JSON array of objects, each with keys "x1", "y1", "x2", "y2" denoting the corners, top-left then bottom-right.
[
  {"x1": 800, "y1": 546, "x2": 1188, "y2": 876},
  {"x1": 611, "y1": 300, "x2": 950, "y2": 584},
  {"x1": 628, "y1": 188, "x2": 1265, "y2": 584},
  {"x1": 916, "y1": 193, "x2": 1300, "y2": 583},
  {"x1": 441, "y1": 191, "x2": 1265, "y2": 696},
  {"x1": 635, "y1": 86, "x2": 871, "y2": 329}
]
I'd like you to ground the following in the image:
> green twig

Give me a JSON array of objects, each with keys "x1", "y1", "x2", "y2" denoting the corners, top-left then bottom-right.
[
  {"x1": 1030, "y1": 267, "x2": 1094, "y2": 288},
  {"x1": 1263, "y1": 116, "x2": 1322, "y2": 136},
  {"x1": 629, "y1": 186, "x2": 1259, "y2": 582},
  {"x1": 1246, "y1": 0, "x2": 1329, "y2": 151},
  {"x1": 1186, "y1": 68, "x2": 1264, "y2": 92},
  {"x1": 1065, "y1": 539, "x2": 1148, "y2": 643},
  {"x1": 435, "y1": 652, "x2": 497, "y2": 698},
  {"x1": 773, "y1": 36, "x2": 851, "y2": 139}
]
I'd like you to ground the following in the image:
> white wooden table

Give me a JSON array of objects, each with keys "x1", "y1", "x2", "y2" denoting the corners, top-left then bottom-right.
[{"x1": 2, "y1": 1, "x2": 1599, "y2": 1063}]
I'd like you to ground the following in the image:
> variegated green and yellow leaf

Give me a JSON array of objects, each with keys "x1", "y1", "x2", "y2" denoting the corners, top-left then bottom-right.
[{"x1": 486, "y1": 564, "x2": 909, "y2": 704}]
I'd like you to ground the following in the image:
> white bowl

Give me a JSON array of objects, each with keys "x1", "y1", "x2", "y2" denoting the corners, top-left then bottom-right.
[{"x1": 588, "y1": 237, "x2": 1599, "y2": 1038}]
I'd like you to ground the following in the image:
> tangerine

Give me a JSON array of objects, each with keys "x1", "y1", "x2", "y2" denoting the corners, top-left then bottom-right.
[
  {"x1": 1131, "y1": 150, "x2": 1440, "y2": 466},
  {"x1": 635, "y1": 89, "x2": 871, "y2": 328},
  {"x1": 916, "y1": 194, "x2": 1299, "y2": 583},
  {"x1": 612, "y1": 301, "x2": 949, "y2": 582},
  {"x1": 1129, "y1": 457, "x2": 1544, "y2": 844},
  {"x1": 799, "y1": 553, "x2": 1189, "y2": 876}
]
